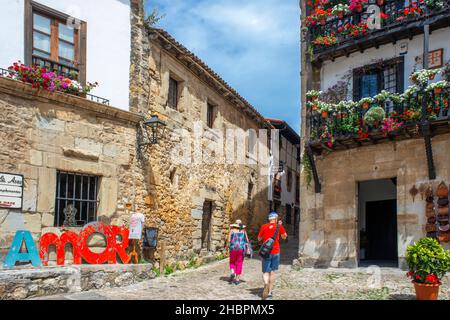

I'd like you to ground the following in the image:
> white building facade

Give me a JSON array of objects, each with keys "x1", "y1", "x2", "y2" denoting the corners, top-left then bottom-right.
[{"x1": 0, "y1": 0, "x2": 131, "y2": 109}]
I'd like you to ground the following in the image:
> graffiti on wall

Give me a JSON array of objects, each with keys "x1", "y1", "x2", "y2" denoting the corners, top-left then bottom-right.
[{"x1": 3, "y1": 222, "x2": 131, "y2": 268}]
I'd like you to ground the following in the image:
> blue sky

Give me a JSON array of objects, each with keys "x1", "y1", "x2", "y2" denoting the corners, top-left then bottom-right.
[{"x1": 145, "y1": 0, "x2": 301, "y2": 132}]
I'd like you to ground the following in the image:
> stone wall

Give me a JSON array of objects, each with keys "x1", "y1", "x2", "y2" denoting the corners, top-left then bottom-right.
[
  {"x1": 129, "y1": 2, "x2": 270, "y2": 261},
  {"x1": 299, "y1": 134, "x2": 450, "y2": 268},
  {"x1": 0, "y1": 263, "x2": 155, "y2": 300},
  {"x1": 0, "y1": 76, "x2": 147, "y2": 263}
]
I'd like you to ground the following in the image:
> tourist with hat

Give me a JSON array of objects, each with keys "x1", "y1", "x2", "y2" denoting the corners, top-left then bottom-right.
[
  {"x1": 257, "y1": 212, "x2": 287, "y2": 300},
  {"x1": 226, "y1": 219, "x2": 250, "y2": 285}
]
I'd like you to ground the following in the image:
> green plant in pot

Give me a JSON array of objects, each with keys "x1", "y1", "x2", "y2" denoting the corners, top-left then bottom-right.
[
  {"x1": 363, "y1": 106, "x2": 386, "y2": 129},
  {"x1": 406, "y1": 237, "x2": 450, "y2": 300}
]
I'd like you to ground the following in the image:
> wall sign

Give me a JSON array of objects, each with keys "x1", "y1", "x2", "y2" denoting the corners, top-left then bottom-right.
[
  {"x1": 415, "y1": 48, "x2": 444, "y2": 70},
  {"x1": 0, "y1": 172, "x2": 23, "y2": 209}
]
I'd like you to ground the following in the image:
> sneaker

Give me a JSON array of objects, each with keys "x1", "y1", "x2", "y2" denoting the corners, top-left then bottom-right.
[
  {"x1": 230, "y1": 274, "x2": 236, "y2": 282},
  {"x1": 233, "y1": 280, "x2": 241, "y2": 285},
  {"x1": 262, "y1": 284, "x2": 270, "y2": 300},
  {"x1": 267, "y1": 293, "x2": 273, "y2": 300}
]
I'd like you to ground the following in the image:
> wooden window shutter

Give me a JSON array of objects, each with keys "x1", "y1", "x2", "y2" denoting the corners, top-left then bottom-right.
[
  {"x1": 396, "y1": 57, "x2": 405, "y2": 93},
  {"x1": 353, "y1": 70, "x2": 361, "y2": 101}
]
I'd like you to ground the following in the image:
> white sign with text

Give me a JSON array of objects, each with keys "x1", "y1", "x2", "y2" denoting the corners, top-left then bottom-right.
[{"x1": 0, "y1": 173, "x2": 23, "y2": 209}]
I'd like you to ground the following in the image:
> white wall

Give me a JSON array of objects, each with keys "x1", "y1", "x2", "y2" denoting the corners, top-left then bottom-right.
[
  {"x1": 0, "y1": 0, "x2": 131, "y2": 110},
  {"x1": 321, "y1": 27, "x2": 450, "y2": 98}
]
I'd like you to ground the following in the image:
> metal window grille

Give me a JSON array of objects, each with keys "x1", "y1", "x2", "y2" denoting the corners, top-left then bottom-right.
[
  {"x1": 168, "y1": 77, "x2": 178, "y2": 110},
  {"x1": 54, "y1": 171, "x2": 99, "y2": 227},
  {"x1": 383, "y1": 65, "x2": 397, "y2": 93}
]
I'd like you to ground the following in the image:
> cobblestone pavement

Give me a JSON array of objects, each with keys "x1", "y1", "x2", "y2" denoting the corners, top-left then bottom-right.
[{"x1": 38, "y1": 256, "x2": 450, "y2": 300}]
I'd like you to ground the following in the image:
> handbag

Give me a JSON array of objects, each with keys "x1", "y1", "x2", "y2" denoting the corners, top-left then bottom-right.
[
  {"x1": 259, "y1": 224, "x2": 281, "y2": 259},
  {"x1": 245, "y1": 243, "x2": 253, "y2": 258}
]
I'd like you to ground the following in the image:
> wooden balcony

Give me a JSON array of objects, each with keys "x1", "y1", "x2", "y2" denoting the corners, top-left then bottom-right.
[{"x1": 307, "y1": 0, "x2": 450, "y2": 64}]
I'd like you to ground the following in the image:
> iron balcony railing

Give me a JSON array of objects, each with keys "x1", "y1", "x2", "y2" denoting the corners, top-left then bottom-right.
[
  {"x1": 0, "y1": 67, "x2": 109, "y2": 105},
  {"x1": 308, "y1": 0, "x2": 450, "y2": 54},
  {"x1": 308, "y1": 86, "x2": 450, "y2": 145}
]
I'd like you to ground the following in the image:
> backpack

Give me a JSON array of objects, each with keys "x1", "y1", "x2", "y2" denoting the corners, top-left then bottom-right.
[
  {"x1": 230, "y1": 232, "x2": 246, "y2": 251},
  {"x1": 258, "y1": 224, "x2": 281, "y2": 259}
]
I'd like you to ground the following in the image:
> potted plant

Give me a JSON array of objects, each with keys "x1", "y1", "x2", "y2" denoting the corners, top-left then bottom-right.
[
  {"x1": 314, "y1": 7, "x2": 330, "y2": 25},
  {"x1": 427, "y1": 80, "x2": 448, "y2": 95},
  {"x1": 406, "y1": 237, "x2": 450, "y2": 300},
  {"x1": 317, "y1": 101, "x2": 332, "y2": 118},
  {"x1": 306, "y1": 89, "x2": 322, "y2": 101},
  {"x1": 359, "y1": 97, "x2": 373, "y2": 110},
  {"x1": 313, "y1": 34, "x2": 338, "y2": 46},
  {"x1": 331, "y1": 4, "x2": 349, "y2": 19},
  {"x1": 364, "y1": 106, "x2": 386, "y2": 128},
  {"x1": 376, "y1": 0, "x2": 385, "y2": 6},
  {"x1": 410, "y1": 69, "x2": 440, "y2": 85}
]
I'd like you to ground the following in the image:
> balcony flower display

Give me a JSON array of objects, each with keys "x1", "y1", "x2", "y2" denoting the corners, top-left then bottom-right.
[
  {"x1": 349, "y1": 0, "x2": 368, "y2": 13},
  {"x1": 331, "y1": 4, "x2": 349, "y2": 18},
  {"x1": 313, "y1": 34, "x2": 338, "y2": 46},
  {"x1": 406, "y1": 238, "x2": 450, "y2": 300},
  {"x1": 7, "y1": 62, "x2": 98, "y2": 96},
  {"x1": 317, "y1": 101, "x2": 332, "y2": 118}
]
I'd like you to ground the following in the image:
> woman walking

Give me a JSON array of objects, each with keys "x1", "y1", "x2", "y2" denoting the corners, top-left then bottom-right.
[{"x1": 227, "y1": 220, "x2": 249, "y2": 285}]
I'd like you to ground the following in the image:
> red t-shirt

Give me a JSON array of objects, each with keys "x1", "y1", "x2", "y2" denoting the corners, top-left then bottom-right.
[{"x1": 258, "y1": 223, "x2": 287, "y2": 255}]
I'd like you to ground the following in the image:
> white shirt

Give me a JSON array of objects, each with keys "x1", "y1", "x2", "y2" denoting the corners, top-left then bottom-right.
[{"x1": 129, "y1": 212, "x2": 145, "y2": 240}]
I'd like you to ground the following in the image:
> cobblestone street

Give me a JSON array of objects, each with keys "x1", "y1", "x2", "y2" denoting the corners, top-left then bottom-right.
[{"x1": 38, "y1": 256, "x2": 450, "y2": 300}]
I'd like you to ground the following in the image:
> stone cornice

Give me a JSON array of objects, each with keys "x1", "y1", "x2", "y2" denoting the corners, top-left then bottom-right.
[
  {"x1": 148, "y1": 27, "x2": 271, "y2": 129},
  {"x1": 0, "y1": 77, "x2": 144, "y2": 125}
]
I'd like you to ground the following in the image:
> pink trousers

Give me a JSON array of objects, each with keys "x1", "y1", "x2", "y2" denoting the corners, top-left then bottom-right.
[{"x1": 229, "y1": 250, "x2": 244, "y2": 275}]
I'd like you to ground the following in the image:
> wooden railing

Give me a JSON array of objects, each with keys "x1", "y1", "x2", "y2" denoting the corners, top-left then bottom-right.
[{"x1": 308, "y1": 0, "x2": 450, "y2": 54}]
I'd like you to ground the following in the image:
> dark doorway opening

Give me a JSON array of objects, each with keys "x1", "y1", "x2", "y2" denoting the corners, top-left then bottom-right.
[
  {"x1": 358, "y1": 179, "x2": 398, "y2": 267},
  {"x1": 202, "y1": 200, "x2": 213, "y2": 251}
]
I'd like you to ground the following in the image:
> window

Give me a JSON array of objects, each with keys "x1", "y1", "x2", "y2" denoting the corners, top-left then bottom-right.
[
  {"x1": 296, "y1": 174, "x2": 300, "y2": 204},
  {"x1": 54, "y1": 171, "x2": 99, "y2": 227},
  {"x1": 168, "y1": 77, "x2": 179, "y2": 110},
  {"x1": 207, "y1": 102, "x2": 217, "y2": 128},
  {"x1": 25, "y1": 1, "x2": 87, "y2": 82},
  {"x1": 353, "y1": 57, "x2": 404, "y2": 101}
]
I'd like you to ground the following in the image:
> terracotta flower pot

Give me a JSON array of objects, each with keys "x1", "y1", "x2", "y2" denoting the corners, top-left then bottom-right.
[
  {"x1": 356, "y1": 4, "x2": 363, "y2": 13},
  {"x1": 413, "y1": 282, "x2": 440, "y2": 300},
  {"x1": 321, "y1": 111, "x2": 328, "y2": 118},
  {"x1": 437, "y1": 182, "x2": 449, "y2": 198},
  {"x1": 311, "y1": 96, "x2": 318, "y2": 102},
  {"x1": 312, "y1": 104, "x2": 318, "y2": 112},
  {"x1": 429, "y1": 74, "x2": 436, "y2": 80},
  {"x1": 435, "y1": 88, "x2": 442, "y2": 95},
  {"x1": 362, "y1": 102, "x2": 369, "y2": 109},
  {"x1": 377, "y1": 0, "x2": 385, "y2": 5},
  {"x1": 337, "y1": 12, "x2": 344, "y2": 19}
]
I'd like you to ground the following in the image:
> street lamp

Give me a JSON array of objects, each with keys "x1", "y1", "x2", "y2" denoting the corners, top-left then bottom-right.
[{"x1": 137, "y1": 115, "x2": 166, "y2": 160}]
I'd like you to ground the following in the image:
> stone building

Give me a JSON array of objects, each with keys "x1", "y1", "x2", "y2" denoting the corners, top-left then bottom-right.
[
  {"x1": 266, "y1": 119, "x2": 301, "y2": 237},
  {"x1": 299, "y1": 0, "x2": 450, "y2": 268},
  {"x1": 0, "y1": 0, "x2": 272, "y2": 267}
]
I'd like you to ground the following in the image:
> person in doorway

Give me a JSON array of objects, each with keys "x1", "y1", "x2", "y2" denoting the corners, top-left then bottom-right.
[
  {"x1": 226, "y1": 219, "x2": 249, "y2": 285},
  {"x1": 258, "y1": 212, "x2": 287, "y2": 300}
]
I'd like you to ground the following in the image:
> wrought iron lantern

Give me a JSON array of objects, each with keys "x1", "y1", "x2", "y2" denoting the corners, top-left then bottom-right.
[{"x1": 137, "y1": 115, "x2": 166, "y2": 159}]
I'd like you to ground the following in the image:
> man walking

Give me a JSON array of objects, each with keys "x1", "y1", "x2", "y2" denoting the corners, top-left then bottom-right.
[{"x1": 258, "y1": 212, "x2": 287, "y2": 300}]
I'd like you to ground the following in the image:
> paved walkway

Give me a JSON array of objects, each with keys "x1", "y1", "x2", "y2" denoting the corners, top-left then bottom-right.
[{"x1": 37, "y1": 256, "x2": 450, "y2": 300}]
